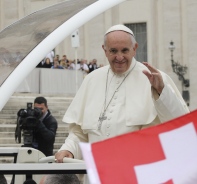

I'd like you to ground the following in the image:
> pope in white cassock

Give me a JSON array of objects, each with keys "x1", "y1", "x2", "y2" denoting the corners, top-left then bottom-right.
[{"x1": 55, "y1": 25, "x2": 189, "y2": 162}]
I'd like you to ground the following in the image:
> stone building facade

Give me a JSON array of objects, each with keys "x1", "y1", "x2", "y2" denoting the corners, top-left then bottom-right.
[{"x1": 0, "y1": 0, "x2": 197, "y2": 110}]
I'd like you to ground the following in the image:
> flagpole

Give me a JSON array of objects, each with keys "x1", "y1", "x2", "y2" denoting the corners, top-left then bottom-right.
[
  {"x1": 71, "y1": 29, "x2": 80, "y2": 93},
  {"x1": 75, "y1": 47, "x2": 78, "y2": 93}
]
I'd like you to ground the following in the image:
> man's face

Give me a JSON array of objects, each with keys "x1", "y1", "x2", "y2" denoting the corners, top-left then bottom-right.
[
  {"x1": 102, "y1": 31, "x2": 138, "y2": 74},
  {"x1": 63, "y1": 55, "x2": 67, "y2": 60},
  {"x1": 34, "y1": 103, "x2": 48, "y2": 115},
  {"x1": 54, "y1": 62, "x2": 59, "y2": 68},
  {"x1": 93, "y1": 59, "x2": 97, "y2": 64}
]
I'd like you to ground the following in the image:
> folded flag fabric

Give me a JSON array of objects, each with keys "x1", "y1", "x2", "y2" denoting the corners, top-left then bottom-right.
[{"x1": 80, "y1": 110, "x2": 197, "y2": 184}]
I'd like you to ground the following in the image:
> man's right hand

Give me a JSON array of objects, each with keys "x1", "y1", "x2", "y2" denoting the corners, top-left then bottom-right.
[{"x1": 55, "y1": 150, "x2": 74, "y2": 163}]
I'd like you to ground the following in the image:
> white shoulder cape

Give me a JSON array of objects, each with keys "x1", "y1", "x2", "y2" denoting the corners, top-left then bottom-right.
[{"x1": 63, "y1": 58, "x2": 183, "y2": 129}]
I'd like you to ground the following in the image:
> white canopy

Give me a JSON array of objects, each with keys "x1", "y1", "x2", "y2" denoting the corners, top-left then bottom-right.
[{"x1": 0, "y1": 0, "x2": 127, "y2": 111}]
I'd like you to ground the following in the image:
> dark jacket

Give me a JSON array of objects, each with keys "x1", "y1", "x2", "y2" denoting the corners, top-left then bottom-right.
[
  {"x1": 34, "y1": 110, "x2": 58, "y2": 156},
  {"x1": 88, "y1": 64, "x2": 98, "y2": 73}
]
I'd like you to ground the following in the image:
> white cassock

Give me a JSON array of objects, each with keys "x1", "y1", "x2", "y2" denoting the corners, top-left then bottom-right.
[{"x1": 59, "y1": 58, "x2": 189, "y2": 159}]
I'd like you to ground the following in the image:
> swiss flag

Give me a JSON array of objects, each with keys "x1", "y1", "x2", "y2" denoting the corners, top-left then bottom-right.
[{"x1": 80, "y1": 110, "x2": 197, "y2": 184}]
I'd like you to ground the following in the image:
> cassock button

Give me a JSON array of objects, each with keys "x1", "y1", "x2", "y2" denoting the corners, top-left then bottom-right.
[
  {"x1": 106, "y1": 133, "x2": 110, "y2": 136},
  {"x1": 108, "y1": 117, "x2": 111, "y2": 120},
  {"x1": 107, "y1": 125, "x2": 110, "y2": 128}
]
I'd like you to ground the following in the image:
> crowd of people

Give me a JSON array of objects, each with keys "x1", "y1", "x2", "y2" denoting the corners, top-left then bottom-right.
[{"x1": 36, "y1": 52, "x2": 104, "y2": 74}]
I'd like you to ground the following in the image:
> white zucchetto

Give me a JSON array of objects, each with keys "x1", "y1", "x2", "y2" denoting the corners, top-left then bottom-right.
[{"x1": 105, "y1": 24, "x2": 134, "y2": 36}]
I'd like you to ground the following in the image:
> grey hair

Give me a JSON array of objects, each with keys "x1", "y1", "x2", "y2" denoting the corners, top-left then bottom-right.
[
  {"x1": 103, "y1": 33, "x2": 137, "y2": 48},
  {"x1": 44, "y1": 174, "x2": 80, "y2": 184}
]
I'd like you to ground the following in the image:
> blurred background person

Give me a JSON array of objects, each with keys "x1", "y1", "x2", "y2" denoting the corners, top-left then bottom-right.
[
  {"x1": 42, "y1": 58, "x2": 52, "y2": 68},
  {"x1": 67, "y1": 60, "x2": 75, "y2": 70},
  {"x1": 88, "y1": 59, "x2": 98, "y2": 73},
  {"x1": 45, "y1": 50, "x2": 55, "y2": 65},
  {"x1": 60, "y1": 59, "x2": 67, "y2": 69},
  {"x1": 0, "y1": 175, "x2": 7, "y2": 184},
  {"x1": 59, "y1": 55, "x2": 69, "y2": 64},
  {"x1": 51, "y1": 61, "x2": 64, "y2": 69},
  {"x1": 39, "y1": 174, "x2": 80, "y2": 184},
  {"x1": 79, "y1": 59, "x2": 89, "y2": 74}
]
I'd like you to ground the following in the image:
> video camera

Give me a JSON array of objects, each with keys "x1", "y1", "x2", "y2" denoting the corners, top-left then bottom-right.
[{"x1": 15, "y1": 102, "x2": 43, "y2": 147}]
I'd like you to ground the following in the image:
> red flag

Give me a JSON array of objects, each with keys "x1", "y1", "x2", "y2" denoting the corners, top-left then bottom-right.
[{"x1": 80, "y1": 110, "x2": 197, "y2": 184}]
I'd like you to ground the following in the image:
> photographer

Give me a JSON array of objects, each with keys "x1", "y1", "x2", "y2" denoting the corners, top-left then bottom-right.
[
  {"x1": 16, "y1": 97, "x2": 58, "y2": 156},
  {"x1": 33, "y1": 97, "x2": 58, "y2": 156}
]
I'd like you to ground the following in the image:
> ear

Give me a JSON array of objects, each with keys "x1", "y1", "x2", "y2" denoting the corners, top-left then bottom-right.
[
  {"x1": 102, "y1": 44, "x2": 105, "y2": 51},
  {"x1": 102, "y1": 45, "x2": 107, "y2": 55},
  {"x1": 133, "y1": 43, "x2": 138, "y2": 56},
  {"x1": 133, "y1": 42, "x2": 138, "y2": 51}
]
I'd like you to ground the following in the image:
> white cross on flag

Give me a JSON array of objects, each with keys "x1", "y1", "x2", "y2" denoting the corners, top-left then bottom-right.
[{"x1": 80, "y1": 110, "x2": 197, "y2": 184}]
